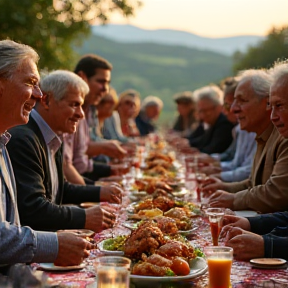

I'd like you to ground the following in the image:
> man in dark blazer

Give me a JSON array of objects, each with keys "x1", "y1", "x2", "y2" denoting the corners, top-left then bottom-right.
[
  {"x1": 187, "y1": 85, "x2": 235, "y2": 154},
  {"x1": 7, "y1": 70, "x2": 121, "y2": 232}
]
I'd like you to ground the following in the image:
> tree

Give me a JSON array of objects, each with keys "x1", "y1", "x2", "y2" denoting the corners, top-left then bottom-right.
[
  {"x1": 233, "y1": 26, "x2": 288, "y2": 72},
  {"x1": 0, "y1": 0, "x2": 141, "y2": 69}
]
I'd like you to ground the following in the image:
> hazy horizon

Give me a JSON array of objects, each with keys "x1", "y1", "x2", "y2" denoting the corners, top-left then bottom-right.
[{"x1": 99, "y1": 0, "x2": 288, "y2": 38}]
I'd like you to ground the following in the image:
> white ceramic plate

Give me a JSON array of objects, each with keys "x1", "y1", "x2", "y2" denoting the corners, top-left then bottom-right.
[
  {"x1": 123, "y1": 221, "x2": 139, "y2": 230},
  {"x1": 171, "y1": 188, "x2": 188, "y2": 197},
  {"x1": 130, "y1": 257, "x2": 207, "y2": 283},
  {"x1": 178, "y1": 225, "x2": 199, "y2": 235},
  {"x1": 235, "y1": 210, "x2": 258, "y2": 217},
  {"x1": 97, "y1": 239, "x2": 125, "y2": 256},
  {"x1": 38, "y1": 263, "x2": 86, "y2": 271},
  {"x1": 250, "y1": 258, "x2": 287, "y2": 267}
]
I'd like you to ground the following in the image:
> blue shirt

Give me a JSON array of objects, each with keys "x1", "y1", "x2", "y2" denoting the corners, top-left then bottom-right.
[
  {"x1": 220, "y1": 124, "x2": 257, "y2": 182},
  {"x1": 0, "y1": 131, "x2": 58, "y2": 265}
]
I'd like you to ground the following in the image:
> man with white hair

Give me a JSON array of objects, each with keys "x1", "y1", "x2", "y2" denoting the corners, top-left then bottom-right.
[
  {"x1": 0, "y1": 40, "x2": 94, "y2": 271},
  {"x1": 203, "y1": 69, "x2": 288, "y2": 213},
  {"x1": 187, "y1": 85, "x2": 235, "y2": 154},
  {"x1": 220, "y1": 62, "x2": 288, "y2": 261},
  {"x1": 135, "y1": 95, "x2": 163, "y2": 136}
]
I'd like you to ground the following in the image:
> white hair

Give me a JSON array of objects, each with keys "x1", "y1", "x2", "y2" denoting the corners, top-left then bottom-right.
[
  {"x1": 40, "y1": 70, "x2": 89, "y2": 101},
  {"x1": 237, "y1": 69, "x2": 271, "y2": 99},
  {"x1": 194, "y1": 85, "x2": 223, "y2": 105},
  {"x1": 141, "y1": 95, "x2": 163, "y2": 110},
  {"x1": 0, "y1": 40, "x2": 39, "y2": 79},
  {"x1": 270, "y1": 61, "x2": 288, "y2": 86}
]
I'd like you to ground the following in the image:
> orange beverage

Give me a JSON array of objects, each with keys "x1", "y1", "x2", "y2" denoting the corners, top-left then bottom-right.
[
  {"x1": 205, "y1": 247, "x2": 233, "y2": 288},
  {"x1": 207, "y1": 258, "x2": 232, "y2": 288}
]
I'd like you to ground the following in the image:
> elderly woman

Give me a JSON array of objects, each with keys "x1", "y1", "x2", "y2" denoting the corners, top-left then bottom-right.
[
  {"x1": 117, "y1": 89, "x2": 141, "y2": 137},
  {"x1": 135, "y1": 95, "x2": 163, "y2": 136},
  {"x1": 172, "y1": 91, "x2": 198, "y2": 137}
]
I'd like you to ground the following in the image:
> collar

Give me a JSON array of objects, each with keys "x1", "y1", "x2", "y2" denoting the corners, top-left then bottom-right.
[
  {"x1": 255, "y1": 122, "x2": 274, "y2": 144},
  {"x1": 0, "y1": 131, "x2": 11, "y2": 146},
  {"x1": 31, "y1": 109, "x2": 62, "y2": 152}
]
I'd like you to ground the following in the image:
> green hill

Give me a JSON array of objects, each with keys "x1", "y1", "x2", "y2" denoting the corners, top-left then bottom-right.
[{"x1": 75, "y1": 35, "x2": 232, "y2": 124}]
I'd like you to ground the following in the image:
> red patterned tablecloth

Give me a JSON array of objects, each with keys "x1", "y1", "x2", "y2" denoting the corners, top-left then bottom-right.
[{"x1": 41, "y1": 195, "x2": 288, "y2": 288}]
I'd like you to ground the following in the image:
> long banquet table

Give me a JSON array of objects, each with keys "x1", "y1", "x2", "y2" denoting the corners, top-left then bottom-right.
[{"x1": 39, "y1": 193, "x2": 288, "y2": 288}]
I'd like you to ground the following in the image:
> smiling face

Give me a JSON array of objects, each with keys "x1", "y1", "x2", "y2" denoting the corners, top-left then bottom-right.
[
  {"x1": 270, "y1": 78, "x2": 288, "y2": 138},
  {"x1": 84, "y1": 68, "x2": 111, "y2": 106},
  {"x1": 0, "y1": 58, "x2": 42, "y2": 132},
  {"x1": 231, "y1": 80, "x2": 269, "y2": 134},
  {"x1": 47, "y1": 86, "x2": 85, "y2": 134}
]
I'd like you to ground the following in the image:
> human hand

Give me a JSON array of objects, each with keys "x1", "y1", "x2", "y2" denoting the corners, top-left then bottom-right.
[
  {"x1": 85, "y1": 205, "x2": 116, "y2": 232},
  {"x1": 220, "y1": 215, "x2": 251, "y2": 239},
  {"x1": 100, "y1": 184, "x2": 122, "y2": 204},
  {"x1": 224, "y1": 227, "x2": 264, "y2": 260},
  {"x1": 208, "y1": 190, "x2": 235, "y2": 209},
  {"x1": 54, "y1": 232, "x2": 95, "y2": 266},
  {"x1": 202, "y1": 176, "x2": 226, "y2": 195},
  {"x1": 105, "y1": 140, "x2": 127, "y2": 159}
]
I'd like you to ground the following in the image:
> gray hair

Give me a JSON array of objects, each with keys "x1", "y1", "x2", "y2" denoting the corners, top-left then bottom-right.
[
  {"x1": 40, "y1": 70, "x2": 89, "y2": 101},
  {"x1": 141, "y1": 95, "x2": 163, "y2": 110},
  {"x1": 194, "y1": 85, "x2": 223, "y2": 105},
  {"x1": 237, "y1": 69, "x2": 271, "y2": 99},
  {"x1": 270, "y1": 60, "x2": 288, "y2": 87},
  {"x1": 0, "y1": 40, "x2": 39, "y2": 78}
]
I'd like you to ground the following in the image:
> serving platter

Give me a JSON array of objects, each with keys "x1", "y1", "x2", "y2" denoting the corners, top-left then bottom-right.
[
  {"x1": 130, "y1": 257, "x2": 207, "y2": 283},
  {"x1": 97, "y1": 239, "x2": 125, "y2": 256}
]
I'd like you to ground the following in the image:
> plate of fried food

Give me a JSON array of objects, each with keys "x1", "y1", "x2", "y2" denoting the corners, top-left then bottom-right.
[{"x1": 104, "y1": 220, "x2": 207, "y2": 282}]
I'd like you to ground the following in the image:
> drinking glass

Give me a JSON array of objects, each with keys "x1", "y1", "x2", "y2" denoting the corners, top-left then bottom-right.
[
  {"x1": 204, "y1": 246, "x2": 233, "y2": 288},
  {"x1": 206, "y1": 208, "x2": 225, "y2": 246},
  {"x1": 94, "y1": 256, "x2": 131, "y2": 288}
]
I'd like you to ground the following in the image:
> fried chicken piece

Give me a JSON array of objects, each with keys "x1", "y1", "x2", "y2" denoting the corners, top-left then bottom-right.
[
  {"x1": 151, "y1": 189, "x2": 169, "y2": 197},
  {"x1": 153, "y1": 216, "x2": 178, "y2": 234},
  {"x1": 164, "y1": 207, "x2": 188, "y2": 219},
  {"x1": 124, "y1": 221, "x2": 165, "y2": 259},
  {"x1": 146, "y1": 159, "x2": 172, "y2": 170},
  {"x1": 145, "y1": 253, "x2": 173, "y2": 267},
  {"x1": 132, "y1": 262, "x2": 170, "y2": 276},
  {"x1": 135, "y1": 198, "x2": 153, "y2": 212},
  {"x1": 146, "y1": 152, "x2": 174, "y2": 163},
  {"x1": 145, "y1": 165, "x2": 169, "y2": 176},
  {"x1": 156, "y1": 240, "x2": 195, "y2": 259},
  {"x1": 153, "y1": 195, "x2": 175, "y2": 212}
]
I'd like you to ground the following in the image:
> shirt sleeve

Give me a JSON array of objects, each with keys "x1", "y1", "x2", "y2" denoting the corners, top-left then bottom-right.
[{"x1": 0, "y1": 222, "x2": 58, "y2": 264}]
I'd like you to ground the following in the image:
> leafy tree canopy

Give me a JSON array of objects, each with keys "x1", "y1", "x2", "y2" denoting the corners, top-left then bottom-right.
[
  {"x1": 0, "y1": 0, "x2": 141, "y2": 69},
  {"x1": 233, "y1": 26, "x2": 288, "y2": 72}
]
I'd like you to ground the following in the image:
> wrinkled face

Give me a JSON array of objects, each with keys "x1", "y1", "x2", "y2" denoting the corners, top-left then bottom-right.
[
  {"x1": 85, "y1": 69, "x2": 111, "y2": 106},
  {"x1": 0, "y1": 58, "x2": 42, "y2": 131},
  {"x1": 270, "y1": 79, "x2": 288, "y2": 138},
  {"x1": 222, "y1": 92, "x2": 238, "y2": 124},
  {"x1": 145, "y1": 105, "x2": 161, "y2": 120},
  {"x1": 231, "y1": 80, "x2": 267, "y2": 133},
  {"x1": 118, "y1": 96, "x2": 140, "y2": 119},
  {"x1": 197, "y1": 99, "x2": 219, "y2": 125},
  {"x1": 177, "y1": 102, "x2": 194, "y2": 117},
  {"x1": 48, "y1": 86, "x2": 85, "y2": 134},
  {"x1": 97, "y1": 94, "x2": 116, "y2": 119}
]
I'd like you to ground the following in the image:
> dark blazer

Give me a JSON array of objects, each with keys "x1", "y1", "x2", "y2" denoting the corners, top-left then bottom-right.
[
  {"x1": 187, "y1": 113, "x2": 234, "y2": 154},
  {"x1": 7, "y1": 116, "x2": 101, "y2": 231},
  {"x1": 135, "y1": 112, "x2": 156, "y2": 136}
]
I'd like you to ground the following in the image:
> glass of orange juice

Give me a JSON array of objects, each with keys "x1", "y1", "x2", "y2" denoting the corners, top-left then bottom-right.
[
  {"x1": 204, "y1": 246, "x2": 233, "y2": 288},
  {"x1": 206, "y1": 207, "x2": 225, "y2": 246}
]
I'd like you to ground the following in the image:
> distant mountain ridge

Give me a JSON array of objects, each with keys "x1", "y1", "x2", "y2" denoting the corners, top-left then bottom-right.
[{"x1": 92, "y1": 24, "x2": 264, "y2": 55}]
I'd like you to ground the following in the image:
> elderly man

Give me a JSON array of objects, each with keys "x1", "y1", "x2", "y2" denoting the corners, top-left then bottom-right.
[
  {"x1": 187, "y1": 85, "x2": 235, "y2": 154},
  {"x1": 135, "y1": 95, "x2": 163, "y2": 136},
  {"x1": 7, "y1": 70, "x2": 120, "y2": 232},
  {"x1": 199, "y1": 78, "x2": 256, "y2": 182},
  {"x1": 203, "y1": 69, "x2": 288, "y2": 213},
  {"x1": 0, "y1": 40, "x2": 93, "y2": 270}
]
